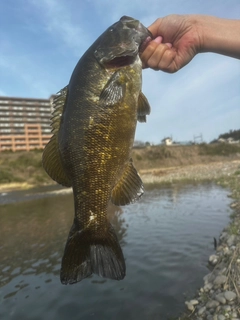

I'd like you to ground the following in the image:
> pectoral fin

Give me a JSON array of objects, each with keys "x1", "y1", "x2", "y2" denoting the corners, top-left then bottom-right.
[
  {"x1": 99, "y1": 72, "x2": 126, "y2": 106},
  {"x1": 111, "y1": 159, "x2": 144, "y2": 206},
  {"x1": 137, "y1": 92, "x2": 151, "y2": 123}
]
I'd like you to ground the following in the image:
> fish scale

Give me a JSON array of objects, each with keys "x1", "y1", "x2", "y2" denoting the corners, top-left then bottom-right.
[{"x1": 42, "y1": 16, "x2": 152, "y2": 284}]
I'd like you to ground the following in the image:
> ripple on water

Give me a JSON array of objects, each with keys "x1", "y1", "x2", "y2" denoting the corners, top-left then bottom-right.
[{"x1": 0, "y1": 183, "x2": 232, "y2": 319}]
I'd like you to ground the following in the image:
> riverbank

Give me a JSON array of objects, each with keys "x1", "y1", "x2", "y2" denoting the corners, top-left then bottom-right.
[
  {"x1": 0, "y1": 144, "x2": 240, "y2": 192},
  {"x1": 175, "y1": 164, "x2": 240, "y2": 319}
]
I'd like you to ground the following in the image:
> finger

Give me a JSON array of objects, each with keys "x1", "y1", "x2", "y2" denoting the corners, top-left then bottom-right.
[
  {"x1": 144, "y1": 43, "x2": 171, "y2": 70},
  {"x1": 147, "y1": 18, "x2": 163, "y2": 38},
  {"x1": 152, "y1": 36, "x2": 163, "y2": 44},
  {"x1": 156, "y1": 49, "x2": 177, "y2": 73},
  {"x1": 140, "y1": 41, "x2": 159, "y2": 68}
]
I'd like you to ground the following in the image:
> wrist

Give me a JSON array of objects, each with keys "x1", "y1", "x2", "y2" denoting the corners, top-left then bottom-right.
[{"x1": 192, "y1": 15, "x2": 240, "y2": 59}]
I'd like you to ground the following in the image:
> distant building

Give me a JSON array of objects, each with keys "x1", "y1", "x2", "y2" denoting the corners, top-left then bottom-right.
[
  {"x1": 0, "y1": 95, "x2": 54, "y2": 152},
  {"x1": 218, "y1": 137, "x2": 240, "y2": 144},
  {"x1": 162, "y1": 137, "x2": 173, "y2": 145}
]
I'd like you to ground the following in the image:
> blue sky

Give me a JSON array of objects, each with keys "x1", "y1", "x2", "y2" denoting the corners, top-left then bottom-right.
[{"x1": 0, "y1": 0, "x2": 239, "y2": 143}]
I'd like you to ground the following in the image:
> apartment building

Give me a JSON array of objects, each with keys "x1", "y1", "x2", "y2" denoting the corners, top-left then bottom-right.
[{"x1": 0, "y1": 95, "x2": 54, "y2": 152}]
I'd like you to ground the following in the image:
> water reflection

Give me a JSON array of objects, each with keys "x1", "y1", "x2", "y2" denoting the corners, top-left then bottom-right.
[
  {"x1": 0, "y1": 195, "x2": 127, "y2": 292},
  {"x1": 0, "y1": 183, "x2": 231, "y2": 319}
]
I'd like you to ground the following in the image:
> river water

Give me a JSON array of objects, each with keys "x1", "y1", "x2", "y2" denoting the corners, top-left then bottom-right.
[{"x1": 0, "y1": 183, "x2": 231, "y2": 320}]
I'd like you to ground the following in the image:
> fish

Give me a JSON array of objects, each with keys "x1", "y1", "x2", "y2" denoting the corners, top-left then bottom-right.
[{"x1": 42, "y1": 16, "x2": 152, "y2": 284}]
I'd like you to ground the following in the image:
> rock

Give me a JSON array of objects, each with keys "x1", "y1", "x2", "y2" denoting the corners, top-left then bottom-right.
[
  {"x1": 218, "y1": 315, "x2": 225, "y2": 320},
  {"x1": 213, "y1": 316, "x2": 218, "y2": 320},
  {"x1": 185, "y1": 301, "x2": 194, "y2": 311},
  {"x1": 219, "y1": 232, "x2": 228, "y2": 241},
  {"x1": 215, "y1": 293, "x2": 226, "y2": 304},
  {"x1": 189, "y1": 299, "x2": 199, "y2": 305},
  {"x1": 224, "y1": 291, "x2": 237, "y2": 301},
  {"x1": 222, "y1": 305, "x2": 231, "y2": 312},
  {"x1": 223, "y1": 247, "x2": 231, "y2": 256},
  {"x1": 227, "y1": 235, "x2": 236, "y2": 247},
  {"x1": 204, "y1": 283, "x2": 213, "y2": 291},
  {"x1": 206, "y1": 300, "x2": 220, "y2": 309},
  {"x1": 198, "y1": 306, "x2": 206, "y2": 316},
  {"x1": 217, "y1": 245, "x2": 224, "y2": 252},
  {"x1": 219, "y1": 267, "x2": 227, "y2": 275},
  {"x1": 216, "y1": 305, "x2": 221, "y2": 312},
  {"x1": 209, "y1": 254, "x2": 219, "y2": 266},
  {"x1": 230, "y1": 202, "x2": 238, "y2": 208},
  {"x1": 204, "y1": 273, "x2": 212, "y2": 283},
  {"x1": 213, "y1": 275, "x2": 227, "y2": 286}
]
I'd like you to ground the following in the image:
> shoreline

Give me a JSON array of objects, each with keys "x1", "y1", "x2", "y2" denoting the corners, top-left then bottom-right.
[{"x1": 174, "y1": 162, "x2": 240, "y2": 319}]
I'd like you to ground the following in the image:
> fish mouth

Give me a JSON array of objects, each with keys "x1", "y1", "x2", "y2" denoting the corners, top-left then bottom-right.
[
  {"x1": 139, "y1": 34, "x2": 152, "y2": 54},
  {"x1": 104, "y1": 55, "x2": 136, "y2": 68},
  {"x1": 103, "y1": 34, "x2": 153, "y2": 68}
]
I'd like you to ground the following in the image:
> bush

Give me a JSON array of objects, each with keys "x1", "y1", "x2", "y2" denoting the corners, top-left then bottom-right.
[
  {"x1": 146, "y1": 146, "x2": 172, "y2": 160},
  {"x1": 0, "y1": 170, "x2": 14, "y2": 183},
  {"x1": 198, "y1": 143, "x2": 240, "y2": 156}
]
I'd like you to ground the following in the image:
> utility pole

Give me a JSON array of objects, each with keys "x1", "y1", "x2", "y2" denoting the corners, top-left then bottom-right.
[{"x1": 193, "y1": 133, "x2": 203, "y2": 144}]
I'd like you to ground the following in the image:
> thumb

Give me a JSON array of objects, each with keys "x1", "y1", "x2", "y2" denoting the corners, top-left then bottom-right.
[{"x1": 148, "y1": 18, "x2": 163, "y2": 38}]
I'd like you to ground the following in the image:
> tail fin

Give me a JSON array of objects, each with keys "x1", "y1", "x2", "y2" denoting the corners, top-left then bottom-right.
[{"x1": 60, "y1": 221, "x2": 126, "y2": 284}]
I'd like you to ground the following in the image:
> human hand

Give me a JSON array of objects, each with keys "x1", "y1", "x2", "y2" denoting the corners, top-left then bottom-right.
[{"x1": 141, "y1": 15, "x2": 201, "y2": 73}]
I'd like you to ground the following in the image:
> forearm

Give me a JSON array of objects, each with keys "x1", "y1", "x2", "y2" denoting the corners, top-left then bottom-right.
[{"x1": 194, "y1": 15, "x2": 240, "y2": 59}]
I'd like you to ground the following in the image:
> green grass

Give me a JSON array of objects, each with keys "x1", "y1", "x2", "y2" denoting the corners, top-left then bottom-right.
[
  {"x1": 0, "y1": 170, "x2": 15, "y2": 183},
  {"x1": 145, "y1": 146, "x2": 173, "y2": 160},
  {"x1": 0, "y1": 150, "x2": 52, "y2": 186},
  {"x1": 228, "y1": 223, "x2": 239, "y2": 235},
  {"x1": 9, "y1": 154, "x2": 42, "y2": 169},
  {"x1": 198, "y1": 143, "x2": 240, "y2": 156},
  {"x1": 0, "y1": 170, "x2": 24, "y2": 183}
]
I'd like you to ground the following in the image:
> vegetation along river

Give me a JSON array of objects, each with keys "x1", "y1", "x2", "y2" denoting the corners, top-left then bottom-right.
[{"x1": 0, "y1": 183, "x2": 232, "y2": 319}]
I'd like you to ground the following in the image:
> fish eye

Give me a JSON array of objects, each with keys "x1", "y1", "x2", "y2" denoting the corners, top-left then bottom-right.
[{"x1": 125, "y1": 21, "x2": 138, "y2": 28}]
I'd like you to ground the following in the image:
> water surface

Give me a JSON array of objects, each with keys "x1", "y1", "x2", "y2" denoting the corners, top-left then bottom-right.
[{"x1": 0, "y1": 183, "x2": 231, "y2": 319}]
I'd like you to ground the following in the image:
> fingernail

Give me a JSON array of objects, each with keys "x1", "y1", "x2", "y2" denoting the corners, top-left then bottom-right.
[
  {"x1": 153, "y1": 36, "x2": 163, "y2": 44},
  {"x1": 165, "y1": 42, "x2": 172, "y2": 48}
]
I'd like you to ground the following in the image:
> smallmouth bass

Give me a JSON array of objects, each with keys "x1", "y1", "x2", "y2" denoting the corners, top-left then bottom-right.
[{"x1": 42, "y1": 16, "x2": 152, "y2": 284}]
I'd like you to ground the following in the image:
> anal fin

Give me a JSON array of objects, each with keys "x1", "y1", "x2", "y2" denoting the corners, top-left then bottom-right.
[{"x1": 111, "y1": 159, "x2": 144, "y2": 206}]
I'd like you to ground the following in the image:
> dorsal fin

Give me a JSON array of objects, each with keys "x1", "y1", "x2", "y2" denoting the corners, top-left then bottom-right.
[
  {"x1": 51, "y1": 86, "x2": 68, "y2": 134},
  {"x1": 111, "y1": 159, "x2": 144, "y2": 206},
  {"x1": 42, "y1": 86, "x2": 72, "y2": 187}
]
